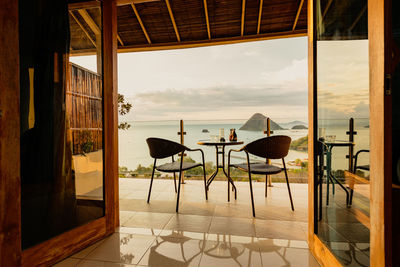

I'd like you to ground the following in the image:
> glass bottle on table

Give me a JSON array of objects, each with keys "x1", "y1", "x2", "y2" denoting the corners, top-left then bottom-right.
[{"x1": 229, "y1": 129, "x2": 237, "y2": 141}]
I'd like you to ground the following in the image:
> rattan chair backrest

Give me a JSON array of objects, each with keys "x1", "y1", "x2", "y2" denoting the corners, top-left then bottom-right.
[
  {"x1": 244, "y1": 135, "x2": 291, "y2": 159},
  {"x1": 146, "y1": 137, "x2": 187, "y2": 159}
]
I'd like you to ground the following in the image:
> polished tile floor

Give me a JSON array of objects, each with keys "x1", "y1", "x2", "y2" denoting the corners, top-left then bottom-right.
[{"x1": 54, "y1": 179, "x2": 320, "y2": 266}]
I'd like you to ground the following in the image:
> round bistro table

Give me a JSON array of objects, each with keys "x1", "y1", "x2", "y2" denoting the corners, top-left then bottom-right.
[{"x1": 197, "y1": 140, "x2": 244, "y2": 201}]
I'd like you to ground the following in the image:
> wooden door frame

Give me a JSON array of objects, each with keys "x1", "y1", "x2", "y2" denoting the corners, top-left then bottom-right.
[
  {"x1": 306, "y1": 0, "x2": 344, "y2": 264},
  {"x1": 369, "y1": 0, "x2": 392, "y2": 265},
  {"x1": 0, "y1": 0, "x2": 119, "y2": 266},
  {"x1": 0, "y1": 0, "x2": 22, "y2": 266},
  {"x1": 307, "y1": 0, "x2": 392, "y2": 266}
]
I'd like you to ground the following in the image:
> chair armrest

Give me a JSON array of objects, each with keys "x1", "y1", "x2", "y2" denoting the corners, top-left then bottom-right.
[
  {"x1": 354, "y1": 149, "x2": 370, "y2": 157},
  {"x1": 353, "y1": 150, "x2": 370, "y2": 172},
  {"x1": 227, "y1": 148, "x2": 244, "y2": 164},
  {"x1": 186, "y1": 148, "x2": 205, "y2": 165},
  {"x1": 228, "y1": 148, "x2": 251, "y2": 172}
]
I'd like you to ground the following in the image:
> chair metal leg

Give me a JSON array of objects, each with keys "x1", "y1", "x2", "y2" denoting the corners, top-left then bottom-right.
[
  {"x1": 228, "y1": 176, "x2": 230, "y2": 202},
  {"x1": 265, "y1": 175, "x2": 268, "y2": 197},
  {"x1": 171, "y1": 156, "x2": 177, "y2": 193},
  {"x1": 283, "y1": 159, "x2": 294, "y2": 211},
  {"x1": 227, "y1": 164, "x2": 230, "y2": 202},
  {"x1": 176, "y1": 154, "x2": 184, "y2": 212},
  {"x1": 147, "y1": 159, "x2": 157, "y2": 203},
  {"x1": 248, "y1": 172, "x2": 256, "y2": 217},
  {"x1": 173, "y1": 172, "x2": 177, "y2": 193},
  {"x1": 349, "y1": 188, "x2": 354, "y2": 205},
  {"x1": 176, "y1": 171, "x2": 183, "y2": 212},
  {"x1": 326, "y1": 172, "x2": 330, "y2": 206},
  {"x1": 202, "y1": 159, "x2": 208, "y2": 200}
]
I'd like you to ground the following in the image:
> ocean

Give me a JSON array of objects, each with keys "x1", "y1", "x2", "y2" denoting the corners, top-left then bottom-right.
[{"x1": 118, "y1": 118, "x2": 370, "y2": 173}]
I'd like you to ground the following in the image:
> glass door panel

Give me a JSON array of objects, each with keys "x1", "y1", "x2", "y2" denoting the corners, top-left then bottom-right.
[
  {"x1": 314, "y1": 0, "x2": 370, "y2": 266},
  {"x1": 19, "y1": 0, "x2": 104, "y2": 249}
]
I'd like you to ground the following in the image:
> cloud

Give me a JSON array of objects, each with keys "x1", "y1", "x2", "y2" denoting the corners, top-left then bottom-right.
[
  {"x1": 135, "y1": 85, "x2": 307, "y2": 109},
  {"x1": 121, "y1": 84, "x2": 308, "y2": 121},
  {"x1": 261, "y1": 58, "x2": 307, "y2": 88},
  {"x1": 318, "y1": 101, "x2": 369, "y2": 119}
]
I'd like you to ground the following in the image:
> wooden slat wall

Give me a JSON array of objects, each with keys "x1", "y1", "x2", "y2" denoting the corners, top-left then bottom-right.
[{"x1": 66, "y1": 63, "x2": 103, "y2": 155}]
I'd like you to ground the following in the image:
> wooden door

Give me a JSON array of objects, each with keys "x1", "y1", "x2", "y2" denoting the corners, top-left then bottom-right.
[{"x1": 0, "y1": 0, "x2": 119, "y2": 266}]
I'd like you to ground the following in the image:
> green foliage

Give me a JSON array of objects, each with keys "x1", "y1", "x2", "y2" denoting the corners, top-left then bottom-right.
[
  {"x1": 134, "y1": 164, "x2": 154, "y2": 174},
  {"x1": 119, "y1": 166, "x2": 129, "y2": 172},
  {"x1": 79, "y1": 130, "x2": 94, "y2": 156},
  {"x1": 118, "y1": 94, "x2": 133, "y2": 130},
  {"x1": 290, "y1": 135, "x2": 308, "y2": 151}
]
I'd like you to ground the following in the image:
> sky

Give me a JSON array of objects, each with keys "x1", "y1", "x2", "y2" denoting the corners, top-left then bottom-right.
[
  {"x1": 70, "y1": 37, "x2": 370, "y2": 122},
  {"x1": 317, "y1": 40, "x2": 369, "y2": 119}
]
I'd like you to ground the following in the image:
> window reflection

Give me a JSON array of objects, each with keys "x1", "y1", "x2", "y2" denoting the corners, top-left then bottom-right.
[{"x1": 315, "y1": 1, "x2": 370, "y2": 266}]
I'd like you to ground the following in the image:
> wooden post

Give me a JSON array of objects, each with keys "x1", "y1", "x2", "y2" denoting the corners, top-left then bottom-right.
[
  {"x1": 263, "y1": 117, "x2": 274, "y2": 195},
  {"x1": 177, "y1": 119, "x2": 186, "y2": 183},
  {"x1": 103, "y1": 0, "x2": 119, "y2": 232},
  {"x1": 346, "y1": 118, "x2": 357, "y2": 172}
]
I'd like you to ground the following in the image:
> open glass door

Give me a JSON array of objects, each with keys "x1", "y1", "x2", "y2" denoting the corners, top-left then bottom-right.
[
  {"x1": 19, "y1": 0, "x2": 105, "y2": 253},
  {"x1": 313, "y1": 1, "x2": 370, "y2": 266},
  {"x1": 389, "y1": 0, "x2": 400, "y2": 262}
]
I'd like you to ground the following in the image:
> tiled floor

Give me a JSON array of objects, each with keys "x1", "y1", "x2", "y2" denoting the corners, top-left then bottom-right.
[
  {"x1": 54, "y1": 178, "x2": 320, "y2": 266},
  {"x1": 317, "y1": 183, "x2": 370, "y2": 266}
]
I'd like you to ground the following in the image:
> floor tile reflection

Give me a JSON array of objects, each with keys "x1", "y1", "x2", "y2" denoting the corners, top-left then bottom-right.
[{"x1": 53, "y1": 179, "x2": 321, "y2": 266}]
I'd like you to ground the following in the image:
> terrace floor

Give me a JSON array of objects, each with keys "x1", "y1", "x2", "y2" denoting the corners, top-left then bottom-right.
[{"x1": 55, "y1": 178, "x2": 320, "y2": 266}]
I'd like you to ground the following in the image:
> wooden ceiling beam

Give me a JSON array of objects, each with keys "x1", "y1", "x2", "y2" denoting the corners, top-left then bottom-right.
[
  {"x1": 68, "y1": 0, "x2": 159, "y2": 10},
  {"x1": 118, "y1": 0, "x2": 160, "y2": 6},
  {"x1": 322, "y1": 0, "x2": 333, "y2": 20},
  {"x1": 131, "y1": 3, "x2": 151, "y2": 44},
  {"x1": 118, "y1": 29, "x2": 307, "y2": 53},
  {"x1": 117, "y1": 35, "x2": 125, "y2": 46},
  {"x1": 349, "y1": 5, "x2": 367, "y2": 31},
  {"x1": 78, "y1": 9, "x2": 101, "y2": 35},
  {"x1": 292, "y1": 0, "x2": 305, "y2": 31},
  {"x1": 70, "y1": 29, "x2": 307, "y2": 56},
  {"x1": 69, "y1": 11, "x2": 97, "y2": 47},
  {"x1": 203, "y1": 0, "x2": 211, "y2": 39},
  {"x1": 257, "y1": 0, "x2": 264, "y2": 34},
  {"x1": 165, "y1": 0, "x2": 180, "y2": 42},
  {"x1": 241, "y1": 0, "x2": 246, "y2": 36},
  {"x1": 78, "y1": 9, "x2": 124, "y2": 46}
]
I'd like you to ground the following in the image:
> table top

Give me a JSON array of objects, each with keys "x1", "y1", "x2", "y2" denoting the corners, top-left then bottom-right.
[
  {"x1": 323, "y1": 141, "x2": 354, "y2": 147},
  {"x1": 197, "y1": 140, "x2": 244, "y2": 146}
]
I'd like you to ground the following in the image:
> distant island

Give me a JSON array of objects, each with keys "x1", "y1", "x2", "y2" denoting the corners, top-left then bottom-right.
[
  {"x1": 292, "y1": 125, "x2": 308, "y2": 130},
  {"x1": 279, "y1": 120, "x2": 308, "y2": 129},
  {"x1": 290, "y1": 135, "x2": 308, "y2": 151},
  {"x1": 239, "y1": 113, "x2": 283, "y2": 131}
]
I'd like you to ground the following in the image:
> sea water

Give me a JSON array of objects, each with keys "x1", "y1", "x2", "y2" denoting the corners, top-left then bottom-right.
[{"x1": 118, "y1": 119, "x2": 369, "y2": 172}]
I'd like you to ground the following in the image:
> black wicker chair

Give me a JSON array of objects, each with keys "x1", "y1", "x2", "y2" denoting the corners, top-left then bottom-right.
[
  {"x1": 146, "y1": 137, "x2": 208, "y2": 212},
  {"x1": 227, "y1": 135, "x2": 294, "y2": 217},
  {"x1": 349, "y1": 149, "x2": 370, "y2": 205},
  {"x1": 353, "y1": 149, "x2": 370, "y2": 173}
]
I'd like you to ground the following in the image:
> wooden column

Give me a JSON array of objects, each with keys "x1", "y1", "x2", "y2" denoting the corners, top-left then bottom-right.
[
  {"x1": 0, "y1": 0, "x2": 21, "y2": 266},
  {"x1": 103, "y1": 0, "x2": 119, "y2": 232},
  {"x1": 307, "y1": 0, "x2": 316, "y2": 248},
  {"x1": 369, "y1": 0, "x2": 392, "y2": 265}
]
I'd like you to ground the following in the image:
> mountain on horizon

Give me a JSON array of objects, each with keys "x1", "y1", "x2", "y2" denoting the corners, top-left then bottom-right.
[
  {"x1": 239, "y1": 113, "x2": 283, "y2": 131},
  {"x1": 279, "y1": 120, "x2": 308, "y2": 129}
]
